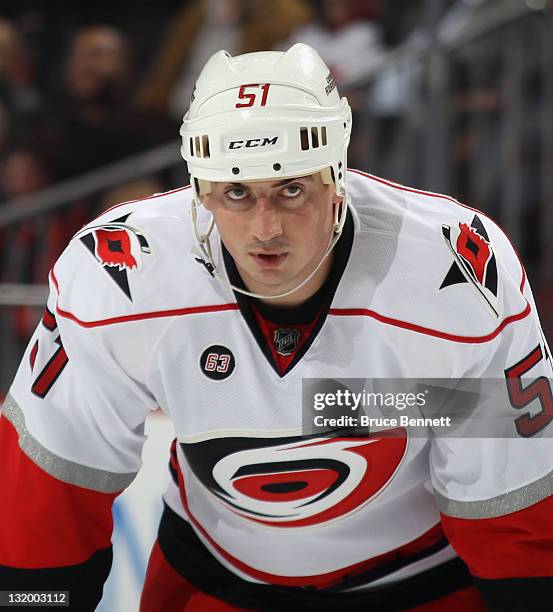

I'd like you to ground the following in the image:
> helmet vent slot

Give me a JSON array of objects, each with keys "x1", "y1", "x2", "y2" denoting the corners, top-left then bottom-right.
[
  {"x1": 190, "y1": 135, "x2": 210, "y2": 158},
  {"x1": 300, "y1": 126, "x2": 327, "y2": 151},
  {"x1": 300, "y1": 127, "x2": 309, "y2": 151},
  {"x1": 201, "y1": 135, "x2": 210, "y2": 158},
  {"x1": 311, "y1": 127, "x2": 319, "y2": 149}
]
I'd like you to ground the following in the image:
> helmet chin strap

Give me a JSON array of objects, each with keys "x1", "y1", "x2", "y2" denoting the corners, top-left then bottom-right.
[{"x1": 191, "y1": 192, "x2": 347, "y2": 301}]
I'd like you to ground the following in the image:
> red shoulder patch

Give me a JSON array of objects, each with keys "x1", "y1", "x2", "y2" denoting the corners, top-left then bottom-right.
[
  {"x1": 456, "y1": 222, "x2": 491, "y2": 285},
  {"x1": 94, "y1": 228, "x2": 138, "y2": 271}
]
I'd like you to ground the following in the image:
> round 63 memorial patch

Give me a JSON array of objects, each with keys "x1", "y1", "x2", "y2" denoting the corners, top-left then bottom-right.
[{"x1": 200, "y1": 345, "x2": 236, "y2": 380}]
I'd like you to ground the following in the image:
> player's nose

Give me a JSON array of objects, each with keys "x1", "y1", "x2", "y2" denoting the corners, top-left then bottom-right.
[{"x1": 250, "y1": 198, "x2": 284, "y2": 243}]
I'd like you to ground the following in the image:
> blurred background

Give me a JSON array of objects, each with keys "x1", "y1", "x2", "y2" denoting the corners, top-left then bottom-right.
[{"x1": 0, "y1": 0, "x2": 552, "y2": 609}]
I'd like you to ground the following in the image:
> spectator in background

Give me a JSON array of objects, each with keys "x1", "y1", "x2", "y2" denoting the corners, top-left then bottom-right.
[
  {"x1": 136, "y1": 0, "x2": 314, "y2": 118},
  {"x1": 0, "y1": 148, "x2": 52, "y2": 287},
  {"x1": 34, "y1": 24, "x2": 175, "y2": 183},
  {"x1": 0, "y1": 18, "x2": 41, "y2": 154},
  {"x1": 0, "y1": 146, "x2": 88, "y2": 292},
  {"x1": 1, "y1": 148, "x2": 48, "y2": 200},
  {"x1": 0, "y1": 101, "x2": 13, "y2": 162},
  {"x1": 98, "y1": 176, "x2": 164, "y2": 215},
  {"x1": 0, "y1": 148, "x2": 59, "y2": 351},
  {"x1": 280, "y1": 0, "x2": 385, "y2": 90}
]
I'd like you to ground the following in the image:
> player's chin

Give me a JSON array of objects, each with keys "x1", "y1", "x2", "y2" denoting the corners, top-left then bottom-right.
[
  {"x1": 250, "y1": 264, "x2": 297, "y2": 287},
  {"x1": 253, "y1": 269, "x2": 290, "y2": 285}
]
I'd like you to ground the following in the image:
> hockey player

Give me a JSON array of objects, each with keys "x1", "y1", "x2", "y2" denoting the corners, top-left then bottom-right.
[{"x1": 1, "y1": 44, "x2": 553, "y2": 611}]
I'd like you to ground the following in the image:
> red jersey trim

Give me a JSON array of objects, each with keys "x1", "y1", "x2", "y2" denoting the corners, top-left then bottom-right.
[
  {"x1": 327, "y1": 304, "x2": 531, "y2": 344},
  {"x1": 50, "y1": 268, "x2": 59, "y2": 291},
  {"x1": 50, "y1": 267, "x2": 531, "y2": 339},
  {"x1": 56, "y1": 302, "x2": 240, "y2": 329},
  {"x1": 50, "y1": 264, "x2": 239, "y2": 328}
]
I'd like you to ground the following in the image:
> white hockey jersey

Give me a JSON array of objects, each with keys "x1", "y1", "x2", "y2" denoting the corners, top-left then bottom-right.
[{"x1": 2, "y1": 170, "x2": 552, "y2": 604}]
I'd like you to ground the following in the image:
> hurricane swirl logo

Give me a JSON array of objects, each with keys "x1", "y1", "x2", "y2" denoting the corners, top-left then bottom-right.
[{"x1": 181, "y1": 431, "x2": 407, "y2": 528}]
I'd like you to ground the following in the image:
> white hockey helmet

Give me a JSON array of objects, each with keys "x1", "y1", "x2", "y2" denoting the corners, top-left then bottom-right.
[
  {"x1": 180, "y1": 43, "x2": 352, "y2": 197},
  {"x1": 180, "y1": 43, "x2": 352, "y2": 299}
]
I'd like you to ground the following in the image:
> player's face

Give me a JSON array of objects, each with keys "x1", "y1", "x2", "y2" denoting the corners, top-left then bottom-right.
[{"x1": 203, "y1": 172, "x2": 342, "y2": 305}]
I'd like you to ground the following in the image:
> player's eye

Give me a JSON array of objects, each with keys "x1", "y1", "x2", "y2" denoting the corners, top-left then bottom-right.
[
  {"x1": 281, "y1": 184, "x2": 302, "y2": 198},
  {"x1": 226, "y1": 187, "x2": 248, "y2": 200}
]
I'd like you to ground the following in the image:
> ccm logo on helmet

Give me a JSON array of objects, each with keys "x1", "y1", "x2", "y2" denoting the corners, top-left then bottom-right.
[{"x1": 226, "y1": 136, "x2": 279, "y2": 151}]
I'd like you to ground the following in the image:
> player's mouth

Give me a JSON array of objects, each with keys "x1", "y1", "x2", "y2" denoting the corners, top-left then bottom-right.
[{"x1": 250, "y1": 252, "x2": 288, "y2": 268}]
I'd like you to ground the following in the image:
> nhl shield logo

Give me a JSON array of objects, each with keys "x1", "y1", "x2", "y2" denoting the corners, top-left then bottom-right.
[{"x1": 274, "y1": 328, "x2": 301, "y2": 356}]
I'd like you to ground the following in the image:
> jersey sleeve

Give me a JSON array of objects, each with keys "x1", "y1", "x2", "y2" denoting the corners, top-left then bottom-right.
[
  {"x1": 429, "y1": 232, "x2": 553, "y2": 609},
  {"x1": 0, "y1": 268, "x2": 158, "y2": 610}
]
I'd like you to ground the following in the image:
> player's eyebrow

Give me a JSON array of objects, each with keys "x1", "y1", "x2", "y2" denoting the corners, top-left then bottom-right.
[
  {"x1": 271, "y1": 175, "x2": 314, "y2": 187},
  {"x1": 227, "y1": 175, "x2": 314, "y2": 189}
]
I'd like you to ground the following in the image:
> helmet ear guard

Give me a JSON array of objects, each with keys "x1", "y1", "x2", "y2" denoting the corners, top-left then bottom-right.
[
  {"x1": 320, "y1": 166, "x2": 334, "y2": 186},
  {"x1": 181, "y1": 43, "x2": 352, "y2": 300}
]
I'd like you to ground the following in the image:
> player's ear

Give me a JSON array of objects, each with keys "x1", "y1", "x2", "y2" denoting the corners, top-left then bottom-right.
[
  {"x1": 202, "y1": 193, "x2": 212, "y2": 210},
  {"x1": 331, "y1": 192, "x2": 344, "y2": 229},
  {"x1": 331, "y1": 192, "x2": 344, "y2": 209}
]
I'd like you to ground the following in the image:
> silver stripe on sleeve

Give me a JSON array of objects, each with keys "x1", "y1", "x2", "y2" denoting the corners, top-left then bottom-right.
[
  {"x1": 1, "y1": 393, "x2": 136, "y2": 493},
  {"x1": 433, "y1": 468, "x2": 553, "y2": 518}
]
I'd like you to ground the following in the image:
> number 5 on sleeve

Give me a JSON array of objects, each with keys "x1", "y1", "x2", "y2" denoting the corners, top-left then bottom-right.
[{"x1": 505, "y1": 344, "x2": 553, "y2": 437}]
